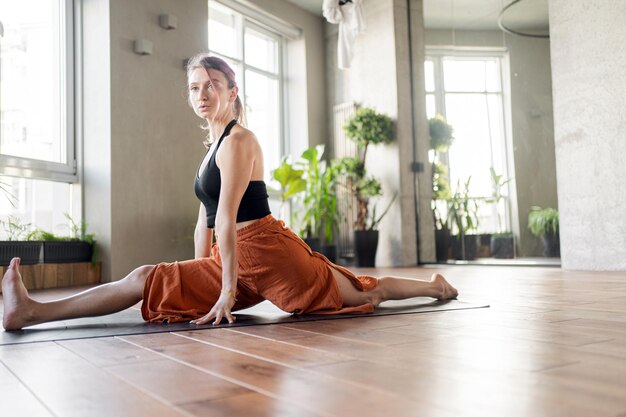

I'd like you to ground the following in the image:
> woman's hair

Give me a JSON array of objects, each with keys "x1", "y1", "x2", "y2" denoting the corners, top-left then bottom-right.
[{"x1": 186, "y1": 53, "x2": 245, "y2": 146}]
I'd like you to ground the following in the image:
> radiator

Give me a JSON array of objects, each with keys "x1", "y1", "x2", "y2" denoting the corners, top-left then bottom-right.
[{"x1": 332, "y1": 102, "x2": 358, "y2": 260}]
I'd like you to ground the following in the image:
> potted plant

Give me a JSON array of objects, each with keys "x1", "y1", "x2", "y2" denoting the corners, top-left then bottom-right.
[
  {"x1": 299, "y1": 145, "x2": 342, "y2": 261},
  {"x1": 528, "y1": 206, "x2": 560, "y2": 257},
  {"x1": 271, "y1": 156, "x2": 306, "y2": 227},
  {"x1": 0, "y1": 216, "x2": 43, "y2": 266},
  {"x1": 298, "y1": 145, "x2": 326, "y2": 252},
  {"x1": 26, "y1": 214, "x2": 96, "y2": 264},
  {"x1": 429, "y1": 113, "x2": 455, "y2": 152},
  {"x1": 340, "y1": 106, "x2": 394, "y2": 267},
  {"x1": 428, "y1": 114, "x2": 455, "y2": 262},
  {"x1": 447, "y1": 178, "x2": 480, "y2": 260},
  {"x1": 272, "y1": 145, "x2": 341, "y2": 260},
  {"x1": 487, "y1": 167, "x2": 514, "y2": 258},
  {"x1": 1, "y1": 215, "x2": 95, "y2": 265},
  {"x1": 432, "y1": 163, "x2": 452, "y2": 262},
  {"x1": 318, "y1": 159, "x2": 341, "y2": 262}
]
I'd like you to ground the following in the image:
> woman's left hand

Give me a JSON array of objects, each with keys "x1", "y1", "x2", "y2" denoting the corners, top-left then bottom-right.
[{"x1": 190, "y1": 292, "x2": 237, "y2": 325}]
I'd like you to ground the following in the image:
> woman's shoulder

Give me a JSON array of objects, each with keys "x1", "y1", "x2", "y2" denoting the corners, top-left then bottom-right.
[
  {"x1": 218, "y1": 125, "x2": 260, "y2": 160},
  {"x1": 224, "y1": 125, "x2": 259, "y2": 149}
]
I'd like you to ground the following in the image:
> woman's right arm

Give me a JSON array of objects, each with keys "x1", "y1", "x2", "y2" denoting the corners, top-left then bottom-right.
[{"x1": 194, "y1": 203, "x2": 214, "y2": 259}]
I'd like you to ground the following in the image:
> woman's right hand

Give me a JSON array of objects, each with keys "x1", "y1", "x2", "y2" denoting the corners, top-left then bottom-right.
[{"x1": 190, "y1": 291, "x2": 236, "y2": 325}]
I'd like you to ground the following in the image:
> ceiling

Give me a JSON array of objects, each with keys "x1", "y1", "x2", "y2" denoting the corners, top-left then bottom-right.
[{"x1": 285, "y1": 0, "x2": 549, "y2": 31}]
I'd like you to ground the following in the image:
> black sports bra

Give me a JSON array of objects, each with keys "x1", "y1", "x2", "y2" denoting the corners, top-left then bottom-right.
[{"x1": 194, "y1": 119, "x2": 271, "y2": 228}]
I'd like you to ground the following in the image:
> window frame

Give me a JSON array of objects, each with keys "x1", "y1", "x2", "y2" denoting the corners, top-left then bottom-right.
[
  {"x1": 425, "y1": 47, "x2": 515, "y2": 234},
  {"x1": 208, "y1": 0, "x2": 287, "y2": 174},
  {"x1": 0, "y1": 0, "x2": 77, "y2": 183}
]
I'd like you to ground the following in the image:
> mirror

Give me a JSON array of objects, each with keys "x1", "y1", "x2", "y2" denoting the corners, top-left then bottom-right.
[{"x1": 423, "y1": 0, "x2": 558, "y2": 265}]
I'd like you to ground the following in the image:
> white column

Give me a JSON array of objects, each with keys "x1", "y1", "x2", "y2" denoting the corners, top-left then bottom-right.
[{"x1": 549, "y1": 0, "x2": 626, "y2": 270}]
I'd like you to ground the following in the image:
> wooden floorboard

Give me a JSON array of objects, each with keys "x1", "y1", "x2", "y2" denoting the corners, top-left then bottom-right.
[{"x1": 2, "y1": 265, "x2": 626, "y2": 417}]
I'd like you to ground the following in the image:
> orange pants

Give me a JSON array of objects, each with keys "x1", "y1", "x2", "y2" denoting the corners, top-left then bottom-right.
[{"x1": 141, "y1": 215, "x2": 378, "y2": 323}]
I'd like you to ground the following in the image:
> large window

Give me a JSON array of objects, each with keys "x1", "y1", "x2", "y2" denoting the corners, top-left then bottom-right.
[
  {"x1": 426, "y1": 50, "x2": 512, "y2": 234},
  {"x1": 0, "y1": 0, "x2": 75, "y2": 238},
  {"x1": 208, "y1": 0, "x2": 284, "y2": 186}
]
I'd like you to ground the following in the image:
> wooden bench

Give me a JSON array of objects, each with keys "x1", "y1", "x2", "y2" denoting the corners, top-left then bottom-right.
[{"x1": 0, "y1": 262, "x2": 101, "y2": 291}]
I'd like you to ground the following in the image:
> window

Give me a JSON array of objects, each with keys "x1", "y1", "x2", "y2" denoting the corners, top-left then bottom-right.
[
  {"x1": 208, "y1": 0, "x2": 284, "y2": 186},
  {"x1": 0, "y1": 0, "x2": 75, "y2": 237},
  {"x1": 426, "y1": 51, "x2": 512, "y2": 234}
]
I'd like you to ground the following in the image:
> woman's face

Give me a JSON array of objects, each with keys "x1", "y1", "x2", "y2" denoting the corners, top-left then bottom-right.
[{"x1": 188, "y1": 67, "x2": 234, "y2": 120}]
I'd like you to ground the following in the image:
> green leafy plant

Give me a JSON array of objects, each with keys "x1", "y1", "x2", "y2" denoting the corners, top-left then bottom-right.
[
  {"x1": 432, "y1": 162, "x2": 451, "y2": 201},
  {"x1": 367, "y1": 192, "x2": 398, "y2": 231},
  {"x1": 25, "y1": 214, "x2": 96, "y2": 244},
  {"x1": 528, "y1": 207, "x2": 559, "y2": 237},
  {"x1": 0, "y1": 216, "x2": 31, "y2": 241},
  {"x1": 429, "y1": 113, "x2": 455, "y2": 151},
  {"x1": 344, "y1": 107, "x2": 394, "y2": 151},
  {"x1": 428, "y1": 115, "x2": 454, "y2": 232},
  {"x1": 432, "y1": 162, "x2": 451, "y2": 231},
  {"x1": 341, "y1": 106, "x2": 394, "y2": 231},
  {"x1": 318, "y1": 160, "x2": 341, "y2": 244},
  {"x1": 299, "y1": 145, "x2": 325, "y2": 239},
  {"x1": 271, "y1": 158, "x2": 306, "y2": 226},
  {"x1": 24, "y1": 214, "x2": 98, "y2": 263},
  {"x1": 0, "y1": 179, "x2": 17, "y2": 208},
  {"x1": 272, "y1": 146, "x2": 342, "y2": 244},
  {"x1": 447, "y1": 177, "x2": 481, "y2": 238},
  {"x1": 66, "y1": 213, "x2": 96, "y2": 245},
  {"x1": 485, "y1": 167, "x2": 512, "y2": 233}
]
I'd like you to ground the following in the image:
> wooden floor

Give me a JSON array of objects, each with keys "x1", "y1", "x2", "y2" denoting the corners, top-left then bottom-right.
[{"x1": 1, "y1": 265, "x2": 626, "y2": 417}]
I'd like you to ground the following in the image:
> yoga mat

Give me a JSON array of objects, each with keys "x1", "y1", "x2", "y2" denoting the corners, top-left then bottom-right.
[{"x1": 0, "y1": 298, "x2": 488, "y2": 345}]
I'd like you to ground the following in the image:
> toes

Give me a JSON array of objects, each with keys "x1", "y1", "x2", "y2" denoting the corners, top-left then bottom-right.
[{"x1": 9, "y1": 257, "x2": 21, "y2": 270}]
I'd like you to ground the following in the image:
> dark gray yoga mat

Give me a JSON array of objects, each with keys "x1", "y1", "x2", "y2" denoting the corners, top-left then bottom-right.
[{"x1": 0, "y1": 298, "x2": 488, "y2": 345}]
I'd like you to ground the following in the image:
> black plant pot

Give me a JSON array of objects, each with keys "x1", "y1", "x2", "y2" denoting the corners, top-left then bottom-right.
[
  {"x1": 435, "y1": 229, "x2": 450, "y2": 263},
  {"x1": 450, "y1": 235, "x2": 478, "y2": 260},
  {"x1": 542, "y1": 232, "x2": 560, "y2": 257},
  {"x1": 43, "y1": 241, "x2": 93, "y2": 263},
  {"x1": 490, "y1": 235, "x2": 514, "y2": 259},
  {"x1": 303, "y1": 237, "x2": 321, "y2": 253},
  {"x1": 320, "y1": 245, "x2": 337, "y2": 263},
  {"x1": 0, "y1": 241, "x2": 44, "y2": 266},
  {"x1": 477, "y1": 233, "x2": 492, "y2": 257},
  {"x1": 354, "y1": 230, "x2": 378, "y2": 267}
]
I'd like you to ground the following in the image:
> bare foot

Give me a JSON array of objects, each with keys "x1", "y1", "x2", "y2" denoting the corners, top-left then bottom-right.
[
  {"x1": 431, "y1": 273, "x2": 459, "y2": 300},
  {"x1": 2, "y1": 258, "x2": 35, "y2": 330}
]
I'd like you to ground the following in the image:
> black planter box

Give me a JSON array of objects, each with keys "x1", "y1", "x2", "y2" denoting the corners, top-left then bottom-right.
[
  {"x1": 0, "y1": 241, "x2": 44, "y2": 266},
  {"x1": 354, "y1": 230, "x2": 379, "y2": 267},
  {"x1": 491, "y1": 235, "x2": 514, "y2": 259},
  {"x1": 435, "y1": 229, "x2": 450, "y2": 263},
  {"x1": 450, "y1": 235, "x2": 478, "y2": 260},
  {"x1": 303, "y1": 237, "x2": 321, "y2": 253},
  {"x1": 542, "y1": 232, "x2": 560, "y2": 257},
  {"x1": 321, "y1": 245, "x2": 337, "y2": 263},
  {"x1": 43, "y1": 241, "x2": 93, "y2": 263}
]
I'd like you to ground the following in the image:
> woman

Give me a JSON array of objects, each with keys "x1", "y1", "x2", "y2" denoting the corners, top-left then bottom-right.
[{"x1": 1, "y1": 54, "x2": 457, "y2": 331}]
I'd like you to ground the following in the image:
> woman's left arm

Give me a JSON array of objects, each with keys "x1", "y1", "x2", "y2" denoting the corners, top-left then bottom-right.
[{"x1": 190, "y1": 131, "x2": 255, "y2": 326}]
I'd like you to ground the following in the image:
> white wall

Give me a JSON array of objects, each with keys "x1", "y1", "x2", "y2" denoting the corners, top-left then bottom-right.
[
  {"x1": 549, "y1": 0, "x2": 626, "y2": 270},
  {"x1": 82, "y1": 0, "x2": 113, "y2": 281},
  {"x1": 82, "y1": 0, "x2": 327, "y2": 280},
  {"x1": 83, "y1": 0, "x2": 207, "y2": 281}
]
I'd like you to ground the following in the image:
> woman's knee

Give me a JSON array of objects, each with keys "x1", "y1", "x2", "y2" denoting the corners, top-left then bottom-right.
[
  {"x1": 330, "y1": 267, "x2": 381, "y2": 307},
  {"x1": 125, "y1": 265, "x2": 154, "y2": 290},
  {"x1": 364, "y1": 285, "x2": 384, "y2": 306}
]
